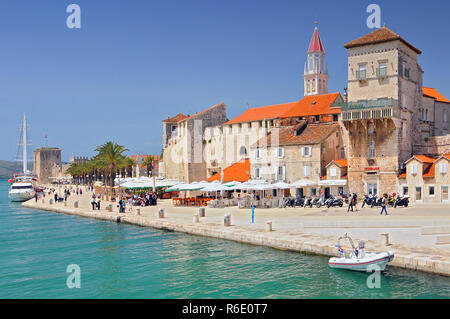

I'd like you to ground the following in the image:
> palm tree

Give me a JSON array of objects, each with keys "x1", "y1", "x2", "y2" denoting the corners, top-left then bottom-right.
[
  {"x1": 142, "y1": 156, "x2": 154, "y2": 177},
  {"x1": 94, "y1": 142, "x2": 128, "y2": 186}
]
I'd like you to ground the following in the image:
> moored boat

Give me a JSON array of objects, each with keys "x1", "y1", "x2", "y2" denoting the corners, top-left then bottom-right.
[{"x1": 328, "y1": 233, "x2": 394, "y2": 271}]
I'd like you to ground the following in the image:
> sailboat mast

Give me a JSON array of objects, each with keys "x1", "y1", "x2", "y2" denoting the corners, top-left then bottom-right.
[{"x1": 22, "y1": 114, "x2": 27, "y2": 173}]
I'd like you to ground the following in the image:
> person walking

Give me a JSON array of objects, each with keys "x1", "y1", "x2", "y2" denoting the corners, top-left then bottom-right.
[
  {"x1": 353, "y1": 193, "x2": 358, "y2": 212},
  {"x1": 96, "y1": 196, "x2": 101, "y2": 210},
  {"x1": 90, "y1": 196, "x2": 96, "y2": 210},
  {"x1": 347, "y1": 193, "x2": 354, "y2": 212},
  {"x1": 35, "y1": 192, "x2": 39, "y2": 203},
  {"x1": 380, "y1": 194, "x2": 388, "y2": 215}
]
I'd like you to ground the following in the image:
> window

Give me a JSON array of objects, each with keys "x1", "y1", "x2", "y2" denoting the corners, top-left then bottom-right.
[
  {"x1": 255, "y1": 149, "x2": 261, "y2": 159},
  {"x1": 338, "y1": 187, "x2": 344, "y2": 196},
  {"x1": 403, "y1": 186, "x2": 409, "y2": 196},
  {"x1": 368, "y1": 183, "x2": 377, "y2": 196},
  {"x1": 444, "y1": 110, "x2": 448, "y2": 123},
  {"x1": 302, "y1": 146, "x2": 312, "y2": 157},
  {"x1": 402, "y1": 63, "x2": 410, "y2": 79},
  {"x1": 429, "y1": 186, "x2": 435, "y2": 196},
  {"x1": 377, "y1": 61, "x2": 387, "y2": 77},
  {"x1": 171, "y1": 125, "x2": 177, "y2": 132},
  {"x1": 369, "y1": 139, "x2": 376, "y2": 158},
  {"x1": 411, "y1": 164, "x2": 419, "y2": 175},
  {"x1": 330, "y1": 167, "x2": 337, "y2": 177},
  {"x1": 311, "y1": 188, "x2": 317, "y2": 196},
  {"x1": 276, "y1": 147, "x2": 285, "y2": 158},
  {"x1": 439, "y1": 163, "x2": 448, "y2": 174},
  {"x1": 315, "y1": 115, "x2": 320, "y2": 122},
  {"x1": 333, "y1": 114, "x2": 338, "y2": 122},
  {"x1": 416, "y1": 187, "x2": 422, "y2": 201},
  {"x1": 442, "y1": 186, "x2": 449, "y2": 201},
  {"x1": 340, "y1": 147, "x2": 346, "y2": 159},
  {"x1": 304, "y1": 165, "x2": 310, "y2": 177},
  {"x1": 239, "y1": 146, "x2": 247, "y2": 156},
  {"x1": 357, "y1": 64, "x2": 366, "y2": 80},
  {"x1": 254, "y1": 167, "x2": 261, "y2": 178},
  {"x1": 276, "y1": 166, "x2": 285, "y2": 181}
]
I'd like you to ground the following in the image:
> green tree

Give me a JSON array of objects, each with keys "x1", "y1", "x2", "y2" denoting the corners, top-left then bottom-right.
[{"x1": 94, "y1": 141, "x2": 128, "y2": 186}]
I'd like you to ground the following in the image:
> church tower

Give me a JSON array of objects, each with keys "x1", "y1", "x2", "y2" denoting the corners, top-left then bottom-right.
[{"x1": 304, "y1": 24, "x2": 328, "y2": 96}]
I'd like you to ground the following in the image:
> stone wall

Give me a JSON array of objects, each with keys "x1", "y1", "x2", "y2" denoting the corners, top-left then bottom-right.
[{"x1": 33, "y1": 148, "x2": 62, "y2": 184}]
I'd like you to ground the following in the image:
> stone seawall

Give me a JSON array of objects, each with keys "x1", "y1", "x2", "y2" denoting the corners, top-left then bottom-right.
[{"x1": 22, "y1": 201, "x2": 450, "y2": 277}]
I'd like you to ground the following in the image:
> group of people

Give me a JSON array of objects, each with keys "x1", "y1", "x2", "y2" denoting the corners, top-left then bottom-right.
[{"x1": 90, "y1": 194, "x2": 101, "y2": 210}]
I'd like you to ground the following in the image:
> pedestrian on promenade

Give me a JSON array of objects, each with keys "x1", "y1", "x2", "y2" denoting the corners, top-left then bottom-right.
[
  {"x1": 347, "y1": 193, "x2": 354, "y2": 212},
  {"x1": 353, "y1": 193, "x2": 358, "y2": 212},
  {"x1": 64, "y1": 191, "x2": 68, "y2": 202},
  {"x1": 91, "y1": 194, "x2": 96, "y2": 210},
  {"x1": 237, "y1": 194, "x2": 241, "y2": 208},
  {"x1": 35, "y1": 192, "x2": 38, "y2": 203},
  {"x1": 128, "y1": 197, "x2": 133, "y2": 212},
  {"x1": 54, "y1": 193, "x2": 58, "y2": 203},
  {"x1": 380, "y1": 194, "x2": 388, "y2": 215},
  {"x1": 96, "y1": 197, "x2": 101, "y2": 210}
]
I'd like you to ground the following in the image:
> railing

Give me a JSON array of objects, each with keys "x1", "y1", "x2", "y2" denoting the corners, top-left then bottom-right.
[{"x1": 332, "y1": 98, "x2": 398, "y2": 110}]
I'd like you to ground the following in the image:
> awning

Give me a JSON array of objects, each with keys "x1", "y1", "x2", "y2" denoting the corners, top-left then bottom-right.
[
  {"x1": 318, "y1": 179, "x2": 347, "y2": 186},
  {"x1": 291, "y1": 180, "x2": 318, "y2": 187}
]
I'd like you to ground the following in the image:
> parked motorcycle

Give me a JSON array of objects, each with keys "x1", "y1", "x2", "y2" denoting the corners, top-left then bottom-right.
[
  {"x1": 304, "y1": 197, "x2": 312, "y2": 208},
  {"x1": 294, "y1": 197, "x2": 305, "y2": 207},
  {"x1": 370, "y1": 197, "x2": 383, "y2": 208},
  {"x1": 361, "y1": 194, "x2": 376, "y2": 208},
  {"x1": 394, "y1": 195, "x2": 409, "y2": 208},
  {"x1": 326, "y1": 196, "x2": 344, "y2": 208}
]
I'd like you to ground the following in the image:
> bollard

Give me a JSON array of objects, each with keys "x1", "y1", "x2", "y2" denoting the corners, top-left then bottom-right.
[
  {"x1": 41, "y1": 199, "x2": 45, "y2": 204},
  {"x1": 193, "y1": 214, "x2": 199, "y2": 223},
  {"x1": 199, "y1": 207, "x2": 206, "y2": 217},
  {"x1": 74, "y1": 201, "x2": 79, "y2": 208},
  {"x1": 136, "y1": 208, "x2": 141, "y2": 216},
  {"x1": 158, "y1": 208, "x2": 165, "y2": 218},
  {"x1": 106, "y1": 204, "x2": 112, "y2": 212},
  {"x1": 49, "y1": 199, "x2": 53, "y2": 205},
  {"x1": 381, "y1": 233, "x2": 390, "y2": 246},
  {"x1": 266, "y1": 221, "x2": 273, "y2": 232},
  {"x1": 64, "y1": 201, "x2": 67, "y2": 207},
  {"x1": 224, "y1": 214, "x2": 231, "y2": 227}
]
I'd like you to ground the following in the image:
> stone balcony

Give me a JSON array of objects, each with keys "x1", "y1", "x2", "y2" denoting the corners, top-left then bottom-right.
[{"x1": 333, "y1": 99, "x2": 400, "y2": 121}]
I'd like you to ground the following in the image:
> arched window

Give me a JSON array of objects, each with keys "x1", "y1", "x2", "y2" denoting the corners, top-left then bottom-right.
[{"x1": 239, "y1": 146, "x2": 247, "y2": 156}]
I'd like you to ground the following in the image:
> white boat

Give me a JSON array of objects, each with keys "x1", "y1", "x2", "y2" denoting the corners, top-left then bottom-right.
[
  {"x1": 328, "y1": 233, "x2": 394, "y2": 272},
  {"x1": 8, "y1": 114, "x2": 37, "y2": 202}
]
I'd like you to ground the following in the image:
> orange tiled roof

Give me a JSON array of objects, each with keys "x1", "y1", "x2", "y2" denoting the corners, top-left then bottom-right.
[
  {"x1": 332, "y1": 159, "x2": 348, "y2": 168},
  {"x1": 399, "y1": 172, "x2": 406, "y2": 178},
  {"x1": 224, "y1": 93, "x2": 341, "y2": 125},
  {"x1": 412, "y1": 155, "x2": 436, "y2": 163},
  {"x1": 162, "y1": 113, "x2": 189, "y2": 123},
  {"x1": 344, "y1": 27, "x2": 422, "y2": 54},
  {"x1": 254, "y1": 123, "x2": 339, "y2": 147},
  {"x1": 423, "y1": 87, "x2": 450, "y2": 103},
  {"x1": 423, "y1": 163, "x2": 435, "y2": 178},
  {"x1": 206, "y1": 159, "x2": 250, "y2": 182}
]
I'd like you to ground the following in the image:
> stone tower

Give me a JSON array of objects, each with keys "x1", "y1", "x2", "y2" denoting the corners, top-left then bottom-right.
[
  {"x1": 304, "y1": 24, "x2": 329, "y2": 96},
  {"x1": 33, "y1": 147, "x2": 62, "y2": 184},
  {"x1": 339, "y1": 27, "x2": 423, "y2": 197}
]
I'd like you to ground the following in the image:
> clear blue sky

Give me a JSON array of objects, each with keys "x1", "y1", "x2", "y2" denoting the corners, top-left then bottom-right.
[{"x1": 1, "y1": 0, "x2": 449, "y2": 162}]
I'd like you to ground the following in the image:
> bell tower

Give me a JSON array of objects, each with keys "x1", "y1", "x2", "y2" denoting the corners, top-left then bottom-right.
[{"x1": 304, "y1": 23, "x2": 328, "y2": 96}]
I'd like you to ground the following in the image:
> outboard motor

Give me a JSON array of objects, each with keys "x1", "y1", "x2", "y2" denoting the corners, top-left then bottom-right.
[{"x1": 358, "y1": 240, "x2": 366, "y2": 258}]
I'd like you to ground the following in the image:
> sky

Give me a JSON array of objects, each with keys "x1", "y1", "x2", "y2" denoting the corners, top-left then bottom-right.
[{"x1": 1, "y1": 0, "x2": 449, "y2": 162}]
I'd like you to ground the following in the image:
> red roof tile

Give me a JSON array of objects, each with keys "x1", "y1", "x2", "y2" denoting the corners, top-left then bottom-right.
[
  {"x1": 423, "y1": 163, "x2": 435, "y2": 178},
  {"x1": 423, "y1": 87, "x2": 450, "y2": 103},
  {"x1": 254, "y1": 123, "x2": 339, "y2": 147},
  {"x1": 344, "y1": 27, "x2": 422, "y2": 54},
  {"x1": 327, "y1": 159, "x2": 348, "y2": 168},
  {"x1": 206, "y1": 159, "x2": 250, "y2": 182},
  {"x1": 224, "y1": 93, "x2": 341, "y2": 125},
  {"x1": 162, "y1": 113, "x2": 189, "y2": 123}
]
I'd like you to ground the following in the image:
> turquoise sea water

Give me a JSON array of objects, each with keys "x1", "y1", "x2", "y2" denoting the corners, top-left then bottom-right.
[{"x1": 0, "y1": 180, "x2": 449, "y2": 299}]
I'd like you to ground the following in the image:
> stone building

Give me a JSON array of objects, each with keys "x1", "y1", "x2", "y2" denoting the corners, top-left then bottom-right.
[
  {"x1": 33, "y1": 147, "x2": 64, "y2": 184},
  {"x1": 162, "y1": 102, "x2": 228, "y2": 182},
  {"x1": 399, "y1": 154, "x2": 449, "y2": 203},
  {"x1": 304, "y1": 25, "x2": 329, "y2": 96},
  {"x1": 249, "y1": 121, "x2": 344, "y2": 198},
  {"x1": 320, "y1": 159, "x2": 349, "y2": 196},
  {"x1": 338, "y1": 27, "x2": 426, "y2": 197},
  {"x1": 130, "y1": 154, "x2": 160, "y2": 177}
]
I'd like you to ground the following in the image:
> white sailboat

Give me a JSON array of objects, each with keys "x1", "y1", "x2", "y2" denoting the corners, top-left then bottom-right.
[{"x1": 8, "y1": 114, "x2": 37, "y2": 202}]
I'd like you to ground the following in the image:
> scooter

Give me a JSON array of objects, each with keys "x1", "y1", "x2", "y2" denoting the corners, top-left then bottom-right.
[
  {"x1": 394, "y1": 195, "x2": 409, "y2": 208},
  {"x1": 327, "y1": 196, "x2": 344, "y2": 208},
  {"x1": 310, "y1": 197, "x2": 319, "y2": 208},
  {"x1": 304, "y1": 197, "x2": 312, "y2": 208},
  {"x1": 387, "y1": 194, "x2": 396, "y2": 207},
  {"x1": 370, "y1": 197, "x2": 383, "y2": 208},
  {"x1": 294, "y1": 197, "x2": 305, "y2": 207}
]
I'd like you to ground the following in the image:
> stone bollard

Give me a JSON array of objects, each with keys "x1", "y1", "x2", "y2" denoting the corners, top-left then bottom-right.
[
  {"x1": 74, "y1": 201, "x2": 79, "y2": 208},
  {"x1": 64, "y1": 201, "x2": 67, "y2": 207},
  {"x1": 158, "y1": 208, "x2": 165, "y2": 218},
  {"x1": 49, "y1": 199, "x2": 53, "y2": 205},
  {"x1": 381, "y1": 233, "x2": 390, "y2": 246},
  {"x1": 193, "y1": 214, "x2": 199, "y2": 223},
  {"x1": 224, "y1": 214, "x2": 231, "y2": 227},
  {"x1": 136, "y1": 208, "x2": 141, "y2": 216},
  {"x1": 266, "y1": 221, "x2": 273, "y2": 232},
  {"x1": 41, "y1": 199, "x2": 45, "y2": 204},
  {"x1": 199, "y1": 207, "x2": 206, "y2": 217},
  {"x1": 106, "y1": 204, "x2": 112, "y2": 212}
]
